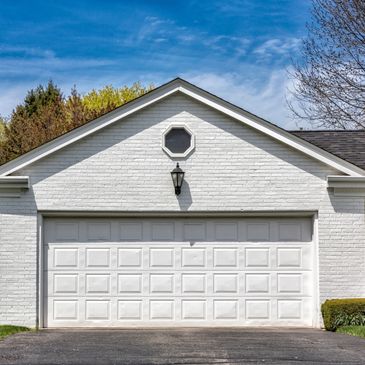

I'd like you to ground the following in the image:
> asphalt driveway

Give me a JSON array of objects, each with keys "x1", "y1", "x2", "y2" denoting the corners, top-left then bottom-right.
[{"x1": 0, "y1": 328, "x2": 364, "y2": 365}]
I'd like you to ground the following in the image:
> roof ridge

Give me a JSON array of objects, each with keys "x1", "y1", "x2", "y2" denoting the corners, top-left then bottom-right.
[{"x1": 0, "y1": 77, "x2": 364, "y2": 176}]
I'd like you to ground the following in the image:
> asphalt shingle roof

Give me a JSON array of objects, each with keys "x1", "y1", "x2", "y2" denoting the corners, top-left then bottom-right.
[{"x1": 291, "y1": 130, "x2": 365, "y2": 170}]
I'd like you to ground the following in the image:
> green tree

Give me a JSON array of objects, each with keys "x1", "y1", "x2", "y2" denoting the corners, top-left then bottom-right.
[
  {"x1": 0, "y1": 118, "x2": 6, "y2": 144},
  {"x1": 65, "y1": 87, "x2": 90, "y2": 129},
  {"x1": 0, "y1": 81, "x2": 154, "y2": 165},
  {"x1": 82, "y1": 82, "x2": 154, "y2": 116},
  {"x1": 0, "y1": 81, "x2": 67, "y2": 164}
]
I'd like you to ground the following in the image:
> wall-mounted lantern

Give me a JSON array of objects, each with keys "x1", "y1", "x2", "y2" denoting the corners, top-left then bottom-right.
[{"x1": 170, "y1": 163, "x2": 185, "y2": 195}]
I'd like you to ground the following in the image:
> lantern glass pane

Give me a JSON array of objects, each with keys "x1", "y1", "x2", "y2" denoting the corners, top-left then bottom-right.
[
  {"x1": 171, "y1": 173, "x2": 178, "y2": 186},
  {"x1": 177, "y1": 173, "x2": 184, "y2": 186}
]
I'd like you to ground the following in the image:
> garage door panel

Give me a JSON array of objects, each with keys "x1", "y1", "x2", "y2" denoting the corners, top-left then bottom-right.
[
  {"x1": 151, "y1": 222, "x2": 175, "y2": 241},
  {"x1": 55, "y1": 222, "x2": 79, "y2": 242},
  {"x1": 52, "y1": 300, "x2": 79, "y2": 321},
  {"x1": 118, "y1": 274, "x2": 143, "y2": 294},
  {"x1": 149, "y1": 248, "x2": 174, "y2": 267},
  {"x1": 53, "y1": 274, "x2": 79, "y2": 295},
  {"x1": 118, "y1": 248, "x2": 142, "y2": 268},
  {"x1": 85, "y1": 274, "x2": 111, "y2": 294},
  {"x1": 181, "y1": 300, "x2": 206, "y2": 320},
  {"x1": 87, "y1": 222, "x2": 111, "y2": 241},
  {"x1": 45, "y1": 217, "x2": 314, "y2": 327},
  {"x1": 213, "y1": 248, "x2": 238, "y2": 267},
  {"x1": 150, "y1": 300, "x2": 174, "y2": 320},
  {"x1": 181, "y1": 274, "x2": 206, "y2": 293},
  {"x1": 85, "y1": 300, "x2": 111, "y2": 320},
  {"x1": 86, "y1": 248, "x2": 110, "y2": 268},
  {"x1": 118, "y1": 300, "x2": 142, "y2": 320},
  {"x1": 213, "y1": 274, "x2": 239, "y2": 294},
  {"x1": 213, "y1": 299, "x2": 239, "y2": 320},
  {"x1": 245, "y1": 248, "x2": 270, "y2": 267},
  {"x1": 276, "y1": 246, "x2": 311, "y2": 269},
  {"x1": 53, "y1": 248, "x2": 79, "y2": 268},
  {"x1": 181, "y1": 248, "x2": 206, "y2": 267},
  {"x1": 245, "y1": 273, "x2": 270, "y2": 294},
  {"x1": 214, "y1": 222, "x2": 238, "y2": 241},
  {"x1": 120, "y1": 222, "x2": 143, "y2": 241},
  {"x1": 245, "y1": 299, "x2": 270, "y2": 320},
  {"x1": 246, "y1": 223, "x2": 270, "y2": 241},
  {"x1": 150, "y1": 274, "x2": 174, "y2": 294},
  {"x1": 183, "y1": 223, "x2": 206, "y2": 241}
]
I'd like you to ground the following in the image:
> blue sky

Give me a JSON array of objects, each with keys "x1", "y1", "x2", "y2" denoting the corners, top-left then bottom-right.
[{"x1": 0, "y1": 0, "x2": 310, "y2": 129}]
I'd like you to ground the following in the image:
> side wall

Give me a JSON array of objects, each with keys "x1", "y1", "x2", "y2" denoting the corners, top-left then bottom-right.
[
  {"x1": 319, "y1": 194, "x2": 365, "y2": 299},
  {"x1": 0, "y1": 92, "x2": 364, "y2": 326},
  {"x1": 0, "y1": 197, "x2": 37, "y2": 326}
]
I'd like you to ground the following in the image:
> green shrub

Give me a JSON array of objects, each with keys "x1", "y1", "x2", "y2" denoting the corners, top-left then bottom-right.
[{"x1": 321, "y1": 299, "x2": 365, "y2": 331}]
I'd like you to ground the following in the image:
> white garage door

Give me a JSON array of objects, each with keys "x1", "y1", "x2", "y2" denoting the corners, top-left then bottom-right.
[{"x1": 44, "y1": 217, "x2": 314, "y2": 327}]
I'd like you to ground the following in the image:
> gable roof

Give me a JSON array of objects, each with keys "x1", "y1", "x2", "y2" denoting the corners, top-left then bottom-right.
[
  {"x1": 0, "y1": 77, "x2": 364, "y2": 177},
  {"x1": 291, "y1": 130, "x2": 365, "y2": 170}
]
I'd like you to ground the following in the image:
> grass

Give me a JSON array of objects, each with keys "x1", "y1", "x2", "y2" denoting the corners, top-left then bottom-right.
[
  {"x1": 337, "y1": 326, "x2": 365, "y2": 339},
  {"x1": 0, "y1": 325, "x2": 30, "y2": 340}
]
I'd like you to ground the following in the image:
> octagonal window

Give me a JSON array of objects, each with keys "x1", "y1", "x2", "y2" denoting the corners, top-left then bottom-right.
[{"x1": 162, "y1": 125, "x2": 195, "y2": 157}]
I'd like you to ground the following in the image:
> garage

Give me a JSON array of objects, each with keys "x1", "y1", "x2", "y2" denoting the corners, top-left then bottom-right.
[
  {"x1": 44, "y1": 217, "x2": 315, "y2": 327},
  {"x1": 2, "y1": 79, "x2": 363, "y2": 328}
]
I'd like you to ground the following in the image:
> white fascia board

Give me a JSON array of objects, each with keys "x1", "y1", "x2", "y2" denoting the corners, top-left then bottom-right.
[
  {"x1": 0, "y1": 176, "x2": 29, "y2": 189},
  {"x1": 0, "y1": 82, "x2": 180, "y2": 176},
  {"x1": 0, "y1": 176, "x2": 29, "y2": 197},
  {"x1": 327, "y1": 175, "x2": 365, "y2": 188},
  {"x1": 178, "y1": 86, "x2": 365, "y2": 177},
  {"x1": 328, "y1": 175, "x2": 365, "y2": 196},
  {"x1": 0, "y1": 78, "x2": 364, "y2": 177}
]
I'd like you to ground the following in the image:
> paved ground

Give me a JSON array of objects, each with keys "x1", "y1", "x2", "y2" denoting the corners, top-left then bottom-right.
[{"x1": 0, "y1": 328, "x2": 364, "y2": 365}]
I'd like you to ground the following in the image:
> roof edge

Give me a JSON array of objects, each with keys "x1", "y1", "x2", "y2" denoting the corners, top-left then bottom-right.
[{"x1": 0, "y1": 77, "x2": 364, "y2": 177}]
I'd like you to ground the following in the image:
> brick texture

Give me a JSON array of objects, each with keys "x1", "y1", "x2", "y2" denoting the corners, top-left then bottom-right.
[{"x1": 0, "y1": 92, "x2": 364, "y2": 326}]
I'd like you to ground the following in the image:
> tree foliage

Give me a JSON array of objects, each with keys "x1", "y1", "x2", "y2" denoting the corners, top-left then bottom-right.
[
  {"x1": 290, "y1": 0, "x2": 365, "y2": 129},
  {"x1": 0, "y1": 118, "x2": 6, "y2": 144},
  {"x1": 82, "y1": 82, "x2": 154, "y2": 116},
  {"x1": 0, "y1": 81, "x2": 153, "y2": 165},
  {"x1": 0, "y1": 81, "x2": 67, "y2": 164}
]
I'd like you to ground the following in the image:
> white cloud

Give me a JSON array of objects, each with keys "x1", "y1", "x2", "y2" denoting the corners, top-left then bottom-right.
[
  {"x1": 203, "y1": 35, "x2": 251, "y2": 57},
  {"x1": 253, "y1": 38, "x2": 301, "y2": 59},
  {"x1": 134, "y1": 15, "x2": 250, "y2": 58},
  {"x1": 0, "y1": 46, "x2": 56, "y2": 58},
  {"x1": 0, "y1": 56, "x2": 116, "y2": 78},
  {"x1": 0, "y1": 69, "x2": 306, "y2": 130},
  {"x1": 183, "y1": 70, "x2": 304, "y2": 130}
]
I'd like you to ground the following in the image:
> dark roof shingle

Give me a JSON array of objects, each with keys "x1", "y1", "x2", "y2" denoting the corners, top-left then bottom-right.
[{"x1": 290, "y1": 130, "x2": 365, "y2": 170}]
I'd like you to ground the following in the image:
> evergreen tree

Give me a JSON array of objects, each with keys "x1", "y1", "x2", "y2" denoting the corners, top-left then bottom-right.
[
  {"x1": 0, "y1": 118, "x2": 6, "y2": 144},
  {"x1": 0, "y1": 82, "x2": 67, "y2": 164},
  {"x1": 0, "y1": 81, "x2": 154, "y2": 165}
]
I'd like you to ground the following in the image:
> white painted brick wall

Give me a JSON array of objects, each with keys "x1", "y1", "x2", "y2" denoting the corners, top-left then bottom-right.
[
  {"x1": 1, "y1": 92, "x2": 364, "y2": 326},
  {"x1": 0, "y1": 199, "x2": 37, "y2": 326}
]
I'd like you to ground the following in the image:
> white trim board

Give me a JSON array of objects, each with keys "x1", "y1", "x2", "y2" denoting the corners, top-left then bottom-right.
[
  {"x1": 328, "y1": 175, "x2": 365, "y2": 196},
  {"x1": 0, "y1": 78, "x2": 364, "y2": 177},
  {"x1": 0, "y1": 176, "x2": 29, "y2": 197},
  {"x1": 38, "y1": 210, "x2": 318, "y2": 218},
  {"x1": 327, "y1": 175, "x2": 365, "y2": 188}
]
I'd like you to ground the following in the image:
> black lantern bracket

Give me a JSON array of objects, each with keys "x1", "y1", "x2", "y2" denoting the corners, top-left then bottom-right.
[{"x1": 170, "y1": 163, "x2": 185, "y2": 195}]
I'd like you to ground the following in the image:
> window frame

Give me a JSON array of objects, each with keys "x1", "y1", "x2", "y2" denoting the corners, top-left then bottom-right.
[{"x1": 161, "y1": 123, "x2": 195, "y2": 158}]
